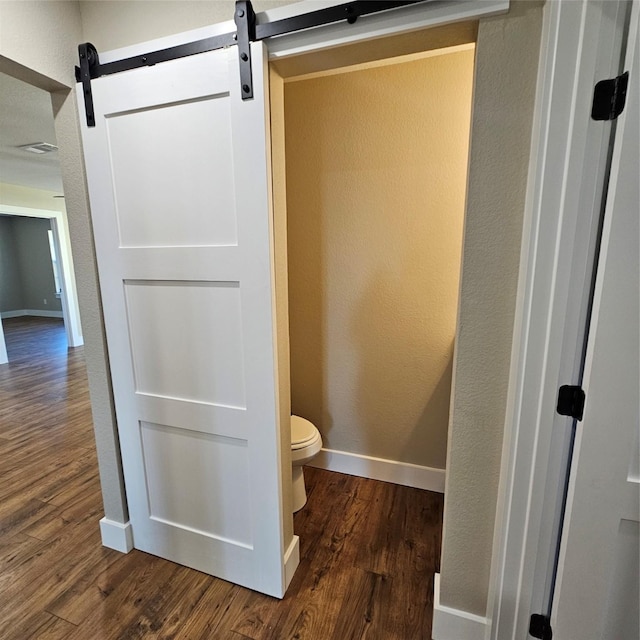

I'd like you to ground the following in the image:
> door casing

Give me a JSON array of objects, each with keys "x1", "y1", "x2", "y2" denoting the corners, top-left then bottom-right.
[{"x1": 488, "y1": 1, "x2": 637, "y2": 638}]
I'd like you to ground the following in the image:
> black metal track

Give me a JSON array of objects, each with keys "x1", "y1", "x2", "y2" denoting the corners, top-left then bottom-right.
[
  {"x1": 255, "y1": 0, "x2": 422, "y2": 40},
  {"x1": 76, "y1": 0, "x2": 428, "y2": 125},
  {"x1": 75, "y1": 31, "x2": 237, "y2": 82}
]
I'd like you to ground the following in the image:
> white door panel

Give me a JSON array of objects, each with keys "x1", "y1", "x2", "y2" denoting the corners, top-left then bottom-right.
[
  {"x1": 79, "y1": 43, "x2": 295, "y2": 597},
  {"x1": 552, "y1": 5, "x2": 639, "y2": 636}
]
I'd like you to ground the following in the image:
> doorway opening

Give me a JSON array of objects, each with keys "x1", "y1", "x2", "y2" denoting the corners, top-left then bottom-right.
[
  {"x1": 0, "y1": 72, "x2": 83, "y2": 363},
  {"x1": 270, "y1": 23, "x2": 476, "y2": 490},
  {"x1": 266, "y1": 22, "x2": 477, "y2": 635}
]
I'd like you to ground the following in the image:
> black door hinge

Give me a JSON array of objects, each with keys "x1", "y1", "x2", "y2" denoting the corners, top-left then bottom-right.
[
  {"x1": 557, "y1": 385, "x2": 586, "y2": 421},
  {"x1": 591, "y1": 71, "x2": 629, "y2": 120},
  {"x1": 529, "y1": 613, "x2": 553, "y2": 639}
]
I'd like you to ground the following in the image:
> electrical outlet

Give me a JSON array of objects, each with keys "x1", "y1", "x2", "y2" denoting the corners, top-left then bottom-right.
[{"x1": 44, "y1": 298, "x2": 47, "y2": 305}]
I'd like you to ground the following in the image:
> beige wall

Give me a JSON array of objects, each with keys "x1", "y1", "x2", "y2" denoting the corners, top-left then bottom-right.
[
  {"x1": 0, "y1": 1, "x2": 81, "y2": 90},
  {"x1": 0, "y1": 182, "x2": 66, "y2": 213},
  {"x1": 440, "y1": 0, "x2": 544, "y2": 616},
  {"x1": 284, "y1": 49, "x2": 474, "y2": 469},
  {"x1": 79, "y1": 0, "x2": 294, "y2": 51}
]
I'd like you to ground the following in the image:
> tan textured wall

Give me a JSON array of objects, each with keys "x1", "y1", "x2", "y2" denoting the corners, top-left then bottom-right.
[
  {"x1": 0, "y1": 1, "x2": 81, "y2": 90},
  {"x1": 440, "y1": 0, "x2": 544, "y2": 616},
  {"x1": 284, "y1": 49, "x2": 474, "y2": 469}
]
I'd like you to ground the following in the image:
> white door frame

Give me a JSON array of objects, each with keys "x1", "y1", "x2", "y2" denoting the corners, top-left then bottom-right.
[
  {"x1": 0, "y1": 315, "x2": 7, "y2": 364},
  {"x1": 0, "y1": 204, "x2": 83, "y2": 349},
  {"x1": 487, "y1": 1, "x2": 635, "y2": 638}
]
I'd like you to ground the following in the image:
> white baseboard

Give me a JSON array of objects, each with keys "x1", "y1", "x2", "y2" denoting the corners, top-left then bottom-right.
[
  {"x1": 1, "y1": 309, "x2": 64, "y2": 319},
  {"x1": 432, "y1": 573, "x2": 489, "y2": 640},
  {"x1": 99, "y1": 517, "x2": 134, "y2": 553},
  {"x1": 283, "y1": 534, "x2": 300, "y2": 592},
  {"x1": 308, "y1": 448, "x2": 445, "y2": 493}
]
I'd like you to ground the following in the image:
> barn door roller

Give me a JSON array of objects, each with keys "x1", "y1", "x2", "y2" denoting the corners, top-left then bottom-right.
[{"x1": 75, "y1": 0, "x2": 426, "y2": 126}]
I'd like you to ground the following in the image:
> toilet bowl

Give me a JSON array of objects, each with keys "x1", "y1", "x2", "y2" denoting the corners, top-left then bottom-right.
[{"x1": 291, "y1": 415, "x2": 322, "y2": 513}]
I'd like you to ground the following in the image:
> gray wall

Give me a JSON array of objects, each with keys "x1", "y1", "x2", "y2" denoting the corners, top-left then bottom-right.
[
  {"x1": 0, "y1": 216, "x2": 23, "y2": 311},
  {"x1": 0, "y1": 215, "x2": 62, "y2": 313}
]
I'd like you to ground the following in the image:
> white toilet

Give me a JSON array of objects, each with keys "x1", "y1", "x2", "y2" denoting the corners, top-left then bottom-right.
[{"x1": 290, "y1": 415, "x2": 322, "y2": 512}]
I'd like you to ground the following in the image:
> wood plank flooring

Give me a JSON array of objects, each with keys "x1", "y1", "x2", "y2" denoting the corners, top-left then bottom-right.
[{"x1": 0, "y1": 316, "x2": 443, "y2": 639}]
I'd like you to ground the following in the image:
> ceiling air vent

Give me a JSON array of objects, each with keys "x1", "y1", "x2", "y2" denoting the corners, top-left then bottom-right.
[{"x1": 17, "y1": 142, "x2": 58, "y2": 154}]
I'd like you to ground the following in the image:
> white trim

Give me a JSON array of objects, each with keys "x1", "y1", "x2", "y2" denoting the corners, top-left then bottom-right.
[
  {"x1": 99, "y1": 517, "x2": 134, "y2": 553},
  {"x1": 264, "y1": 0, "x2": 508, "y2": 60},
  {"x1": 433, "y1": 573, "x2": 488, "y2": 640},
  {"x1": 487, "y1": 1, "x2": 632, "y2": 638},
  {"x1": 0, "y1": 316, "x2": 7, "y2": 364},
  {"x1": 309, "y1": 448, "x2": 445, "y2": 493},
  {"x1": 1, "y1": 309, "x2": 64, "y2": 319},
  {"x1": 283, "y1": 535, "x2": 300, "y2": 591}
]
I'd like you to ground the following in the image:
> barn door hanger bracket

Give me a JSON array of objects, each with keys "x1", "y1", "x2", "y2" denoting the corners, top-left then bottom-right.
[
  {"x1": 235, "y1": 1, "x2": 257, "y2": 100},
  {"x1": 77, "y1": 43, "x2": 99, "y2": 128},
  {"x1": 75, "y1": 0, "x2": 426, "y2": 124},
  {"x1": 235, "y1": 0, "x2": 423, "y2": 101}
]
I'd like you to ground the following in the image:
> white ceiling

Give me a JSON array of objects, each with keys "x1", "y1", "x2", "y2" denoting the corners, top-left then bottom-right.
[{"x1": 0, "y1": 72, "x2": 64, "y2": 193}]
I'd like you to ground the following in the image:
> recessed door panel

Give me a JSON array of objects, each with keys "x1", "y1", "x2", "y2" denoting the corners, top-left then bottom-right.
[
  {"x1": 124, "y1": 280, "x2": 246, "y2": 408},
  {"x1": 106, "y1": 93, "x2": 238, "y2": 248},
  {"x1": 141, "y1": 421, "x2": 251, "y2": 546}
]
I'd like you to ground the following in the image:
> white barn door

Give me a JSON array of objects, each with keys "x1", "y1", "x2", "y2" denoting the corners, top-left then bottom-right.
[
  {"x1": 78, "y1": 43, "x2": 294, "y2": 598},
  {"x1": 552, "y1": 7, "x2": 639, "y2": 637}
]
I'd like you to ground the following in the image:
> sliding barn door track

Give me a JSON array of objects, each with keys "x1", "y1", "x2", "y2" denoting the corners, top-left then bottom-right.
[{"x1": 76, "y1": 0, "x2": 427, "y2": 126}]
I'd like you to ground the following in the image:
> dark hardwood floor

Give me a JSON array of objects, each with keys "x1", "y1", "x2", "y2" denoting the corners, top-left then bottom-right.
[{"x1": 0, "y1": 316, "x2": 443, "y2": 639}]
